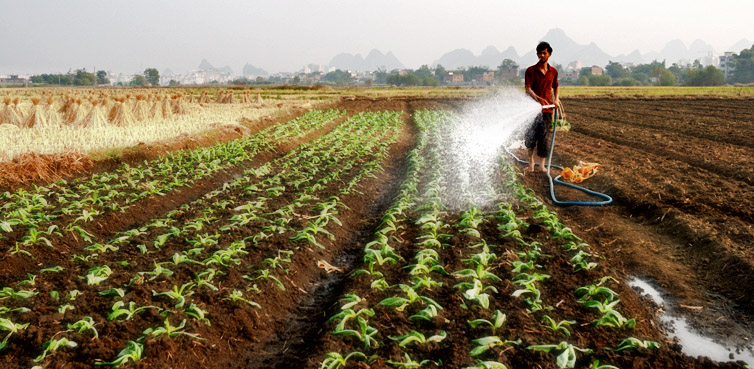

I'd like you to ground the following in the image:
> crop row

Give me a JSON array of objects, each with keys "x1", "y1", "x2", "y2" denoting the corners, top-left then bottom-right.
[
  {"x1": 0, "y1": 111, "x2": 403, "y2": 367},
  {"x1": 317, "y1": 110, "x2": 659, "y2": 369}
]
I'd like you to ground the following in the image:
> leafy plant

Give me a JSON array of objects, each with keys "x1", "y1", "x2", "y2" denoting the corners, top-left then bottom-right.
[
  {"x1": 319, "y1": 351, "x2": 368, "y2": 369},
  {"x1": 34, "y1": 337, "x2": 78, "y2": 362},
  {"x1": 611, "y1": 337, "x2": 660, "y2": 351},
  {"x1": 470, "y1": 336, "x2": 521, "y2": 357},
  {"x1": 389, "y1": 330, "x2": 446, "y2": 347},
  {"x1": 528, "y1": 341, "x2": 593, "y2": 368},
  {"x1": 540, "y1": 315, "x2": 576, "y2": 336},
  {"x1": 67, "y1": 317, "x2": 98, "y2": 338},
  {"x1": 107, "y1": 301, "x2": 162, "y2": 321},
  {"x1": 468, "y1": 310, "x2": 506, "y2": 333},
  {"x1": 95, "y1": 340, "x2": 143, "y2": 366}
]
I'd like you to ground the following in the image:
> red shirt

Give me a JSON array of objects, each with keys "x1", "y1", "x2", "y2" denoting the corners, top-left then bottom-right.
[{"x1": 525, "y1": 63, "x2": 559, "y2": 113}]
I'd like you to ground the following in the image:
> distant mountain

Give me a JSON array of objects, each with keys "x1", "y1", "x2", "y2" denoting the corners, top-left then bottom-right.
[
  {"x1": 329, "y1": 49, "x2": 404, "y2": 71},
  {"x1": 321, "y1": 28, "x2": 745, "y2": 73},
  {"x1": 728, "y1": 39, "x2": 753, "y2": 53},
  {"x1": 242, "y1": 64, "x2": 268, "y2": 77},
  {"x1": 198, "y1": 59, "x2": 214, "y2": 70},
  {"x1": 198, "y1": 59, "x2": 233, "y2": 74}
]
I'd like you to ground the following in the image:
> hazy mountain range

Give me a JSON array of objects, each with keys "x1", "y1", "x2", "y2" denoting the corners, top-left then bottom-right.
[
  {"x1": 430, "y1": 28, "x2": 751, "y2": 70},
  {"x1": 174, "y1": 28, "x2": 752, "y2": 77}
]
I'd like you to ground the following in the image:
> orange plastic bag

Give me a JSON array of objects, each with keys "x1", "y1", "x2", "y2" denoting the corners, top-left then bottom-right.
[{"x1": 561, "y1": 161, "x2": 600, "y2": 183}]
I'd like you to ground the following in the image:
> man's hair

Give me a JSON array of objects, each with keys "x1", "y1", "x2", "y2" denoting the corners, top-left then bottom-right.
[{"x1": 537, "y1": 41, "x2": 553, "y2": 54}]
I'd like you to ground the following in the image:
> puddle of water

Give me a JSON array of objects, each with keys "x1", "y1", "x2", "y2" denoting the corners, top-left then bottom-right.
[{"x1": 628, "y1": 277, "x2": 754, "y2": 365}]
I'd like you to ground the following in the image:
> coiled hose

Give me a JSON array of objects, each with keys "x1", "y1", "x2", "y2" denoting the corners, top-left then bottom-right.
[{"x1": 508, "y1": 108, "x2": 613, "y2": 206}]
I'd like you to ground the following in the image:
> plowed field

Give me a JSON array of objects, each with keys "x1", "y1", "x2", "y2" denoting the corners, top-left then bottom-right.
[{"x1": 1, "y1": 95, "x2": 752, "y2": 369}]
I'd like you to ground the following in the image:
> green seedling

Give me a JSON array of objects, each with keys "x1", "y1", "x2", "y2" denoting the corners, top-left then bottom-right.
[
  {"x1": 85, "y1": 243, "x2": 119, "y2": 253},
  {"x1": 588, "y1": 359, "x2": 619, "y2": 369},
  {"x1": 67, "y1": 225, "x2": 94, "y2": 243},
  {"x1": 468, "y1": 310, "x2": 507, "y2": 333},
  {"x1": 455, "y1": 278, "x2": 497, "y2": 309},
  {"x1": 58, "y1": 304, "x2": 75, "y2": 314},
  {"x1": 0, "y1": 287, "x2": 38, "y2": 299},
  {"x1": 331, "y1": 315, "x2": 378, "y2": 349},
  {"x1": 85, "y1": 265, "x2": 112, "y2": 285},
  {"x1": 527, "y1": 341, "x2": 593, "y2": 369},
  {"x1": 194, "y1": 268, "x2": 223, "y2": 291},
  {"x1": 580, "y1": 299, "x2": 636, "y2": 328},
  {"x1": 541, "y1": 315, "x2": 576, "y2": 337},
  {"x1": 139, "y1": 261, "x2": 174, "y2": 281},
  {"x1": 409, "y1": 305, "x2": 441, "y2": 322},
  {"x1": 95, "y1": 340, "x2": 143, "y2": 366},
  {"x1": 40, "y1": 265, "x2": 64, "y2": 273},
  {"x1": 570, "y1": 250, "x2": 598, "y2": 272},
  {"x1": 378, "y1": 284, "x2": 441, "y2": 312},
  {"x1": 464, "y1": 360, "x2": 509, "y2": 369},
  {"x1": 225, "y1": 290, "x2": 261, "y2": 308},
  {"x1": 107, "y1": 301, "x2": 162, "y2": 321},
  {"x1": 411, "y1": 275, "x2": 442, "y2": 290},
  {"x1": 245, "y1": 269, "x2": 285, "y2": 291},
  {"x1": 1, "y1": 317, "x2": 30, "y2": 346},
  {"x1": 144, "y1": 318, "x2": 202, "y2": 340},
  {"x1": 17, "y1": 273, "x2": 36, "y2": 286},
  {"x1": 385, "y1": 352, "x2": 433, "y2": 368},
  {"x1": 66, "y1": 290, "x2": 82, "y2": 300},
  {"x1": 152, "y1": 282, "x2": 195, "y2": 308},
  {"x1": 67, "y1": 317, "x2": 98, "y2": 338},
  {"x1": 34, "y1": 337, "x2": 78, "y2": 362},
  {"x1": 390, "y1": 330, "x2": 446, "y2": 347},
  {"x1": 470, "y1": 336, "x2": 521, "y2": 357},
  {"x1": 454, "y1": 264, "x2": 502, "y2": 282},
  {"x1": 512, "y1": 272, "x2": 550, "y2": 286},
  {"x1": 185, "y1": 303, "x2": 211, "y2": 326},
  {"x1": 611, "y1": 337, "x2": 660, "y2": 351},
  {"x1": 319, "y1": 351, "x2": 369, "y2": 369}
]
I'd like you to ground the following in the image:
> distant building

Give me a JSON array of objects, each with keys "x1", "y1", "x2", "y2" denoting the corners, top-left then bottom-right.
[
  {"x1": 590, "y1": 66, "x2": 604, "y2": 76},
  {"x1": 444, "y1": 72, "x2": 464, "y2": 84},
  {"x1": 498, "y1": 67, "x2": 518, "y2": 80},
  {"x1": 567, "y1": 60, "x2": 582, "y2": 71},
  {"x1": 700, "y1": 52, "x2": 719, "y2": 68},
  {"x1": 0, "y1": 74, "x2": 29, "y2": 86},
  {"x1": 562, "y1": 69, "x2": 579, "y2": 80},
  {"x1": 720, "y1": 52, "x2": 736, "y2": 80}
]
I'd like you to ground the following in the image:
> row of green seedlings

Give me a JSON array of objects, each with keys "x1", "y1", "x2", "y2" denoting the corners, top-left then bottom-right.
[
  {"x1": 319, "y1": 110, "x2": 436, "y2": 368},
  {"x1": 322, "y1": 109, "x2": 513, "y2": 368},
  {"x1": 0, "y1": 109, "x2": 352, "y2": 351},
  {"x1": 0, "y1": 111, "x2": 403, "y2": 366},
  {"x1": 498, "y1": 161, "x2": 659, "y2": 368},
  {"x1": 0, "y1": 109, "x2": 345, "y2": 255}
]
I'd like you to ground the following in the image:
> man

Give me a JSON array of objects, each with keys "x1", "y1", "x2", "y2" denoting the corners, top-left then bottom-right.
[{"x1": 525, "y1": 41, "x2": 561, "y2": 173}]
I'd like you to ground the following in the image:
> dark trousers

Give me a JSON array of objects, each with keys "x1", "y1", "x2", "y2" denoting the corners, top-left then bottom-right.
[{"x1": 525, "y1": 112, "x2": 552, "y2": 158}]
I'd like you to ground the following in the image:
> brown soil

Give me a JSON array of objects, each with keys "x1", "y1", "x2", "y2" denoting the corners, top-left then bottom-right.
[
  {"x1": 521, "y1": 96, "x2": 754, "y2": 361},
  {"x1": 1, "y1": 96, "x2": 752, "y2": 369}
]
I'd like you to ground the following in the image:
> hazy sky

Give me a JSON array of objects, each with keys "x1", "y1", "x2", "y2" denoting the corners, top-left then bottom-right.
[{"x1": 2, "y1": 0, "x2": 752, "y2": 75}]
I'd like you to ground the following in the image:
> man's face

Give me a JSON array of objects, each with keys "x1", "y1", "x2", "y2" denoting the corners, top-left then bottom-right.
[{"x1": 537, "y1": 49, "x2": 551, "y2": 64}]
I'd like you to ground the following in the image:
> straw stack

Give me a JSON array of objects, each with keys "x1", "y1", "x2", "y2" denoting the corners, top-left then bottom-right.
[
  {"x1": 1, "y1": 97, "x2": 22, "y2": 126},
  {"x1": 22, "y1": 97, "x2": 48, "y2": 128}
]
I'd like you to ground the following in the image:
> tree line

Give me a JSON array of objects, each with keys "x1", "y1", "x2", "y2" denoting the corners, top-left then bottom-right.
[{"x1": 29, "y1": 68, "x2": 160, "y2": 87}]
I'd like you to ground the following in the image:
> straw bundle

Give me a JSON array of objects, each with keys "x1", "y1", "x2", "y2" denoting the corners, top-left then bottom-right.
[
  {"x1": 82, "y1": 98, "x2": 108, "y2": 128},
  {"x1": 68, "y1": 99, "x2": 88, "y2": 126},
  {"x1": 0, "y1": 97, "x2": 22, "y2": 126},
  {"x1": 22, "y1": 97, "x2": 48, "y2": 128},
  {"x1": 132, "y1": 94, "x2": 150, "y2": 121},
  {"x1": 198, "y1": 91, "x2": 211, "y2": 104},
  {"x1": 108, "y1": 96, "x2": 136, "y2": 126},
  {"x1": 171, "y1": 94, "x2": 187, "y2": 115},
  {"x1": 255, "y1": 92, "x2": 264, "y2": 105},
  {"x1": 44, "y1": 96, "x2": 62, "y2": 126}
]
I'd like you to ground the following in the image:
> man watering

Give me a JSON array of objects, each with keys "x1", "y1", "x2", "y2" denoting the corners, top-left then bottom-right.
[{"x1": 524, "y1": 41, "x2": 562, "y2": 173}]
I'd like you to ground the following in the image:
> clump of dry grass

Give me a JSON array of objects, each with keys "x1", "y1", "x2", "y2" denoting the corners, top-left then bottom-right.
[
  {"x1": 22, "y1": 97, "x2": 48, "y2": 128},
  {"x1": 83, "y1": 97, "x2": 108, "y2": 127},
  {"x1": 108, "y1": 96, "x2": 135, "y2": 126},
  {"x1": 198, "y1": 91, "x2": 211, "y2": 104},
  {"x1": 0, "y1": 151, "x2": 93, "y2": 188},
  {"x1": 171, "y1": 94, "x2": 187, "y2": 115},
  {"x1": 1, "y1": 97, "x2": 22, "y2": 126}
]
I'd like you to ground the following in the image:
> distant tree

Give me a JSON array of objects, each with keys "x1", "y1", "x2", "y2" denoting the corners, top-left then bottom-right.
[
  {"x1": 292, "y1": 75, "x2": 301, "y2": 84},
  {"x1": 498, "y1": 59, "x2": 519, "y2": 81},
  {"x1": 422, "y1": 76, "x2": 439, "y2": 86},
  {"x1": 144, "y1": 68, "x2": 160, "y2": 86},
  {"x1": 73, "y1": 69, "x2": 96, "y2": 86},
  {"x1": 130, "y1": 74, "x2": 147, "y2": 86},
  {"x1": 374, "y1": 67, "x2": 388, "y2": 84},
  {"x1": 579, "y1": 67, "x2": 593, "y2": 78},
  {"x1": 605, "y1": 61, "x2": 630, "y2": 80},
  {"x1": 616, "y1": 77, "x2": 640, "y2": 86},
  {"x1": 731, "y1": 45, "x2": 754, "y2": 83},
  {"x1": 588, "y1": 74, "x2": 612, "y2": 86},
  {"x1": 96, "y1": 70, "x2": 109, "y2": 85},
  {"x1": 577, "y1": 75, "x2": 589, "y2": 86},
  {"x1": 168, "y1": 79, "x2": 181, "y2": 86},
  {"x1": 434, "y1": 64, "x2": 447, "y2": 80},
  {"x1": 653, "y1": 67, "x2": 676, "y2": 86},
  {"x1": 685, "y1": 66, "x2": 725, "y2": 86},
  {"x1": 464, "y1": 66, "x2": 490, "y2": 82},
  {"x1": 323, "y1": 69, "x2": 352, "y2": 85}
]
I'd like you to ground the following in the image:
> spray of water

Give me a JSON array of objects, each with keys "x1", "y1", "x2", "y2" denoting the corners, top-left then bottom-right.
[{"x1": 440, "y1": 87, "x2": 542, "y2": 210}]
